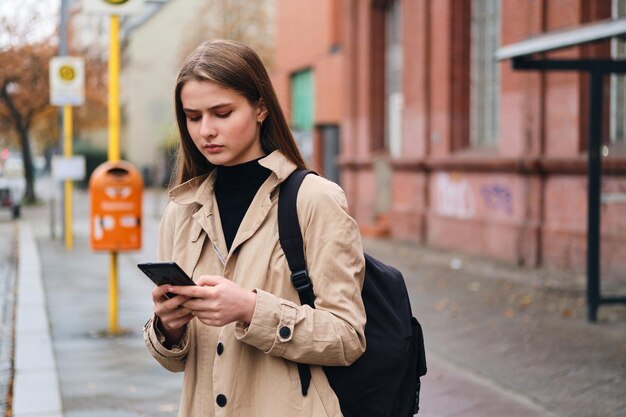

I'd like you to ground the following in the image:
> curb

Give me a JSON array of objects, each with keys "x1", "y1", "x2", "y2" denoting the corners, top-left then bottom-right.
[{"x1": 13, "y1": 221, "x2": 63, "y2": 417}]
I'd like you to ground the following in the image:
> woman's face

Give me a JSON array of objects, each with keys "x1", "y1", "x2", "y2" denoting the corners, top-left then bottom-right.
[{"x1": 180, "y1": 80, "x2": 267, "y2": 167}]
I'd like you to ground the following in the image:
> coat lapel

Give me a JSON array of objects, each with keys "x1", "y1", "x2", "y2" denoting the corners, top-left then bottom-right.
[
  {"x1": 204, "y1": 194, "x2": 228, "y2": 266},
  {"x1": 170, "y1": 173, "x2": 227, "y2": 276},
  {"x1": 225, "y1": 152, "x2": 296, "y2": 262},
  {"x1": 226, "y1": 175, "x2": 278, "y2": 263},
  {"x1": 184, "y1": 217, "x2": 207, "y2": 277},
  {"x1": 168, "y1": 151, "x2": 297, "y2": 271}
]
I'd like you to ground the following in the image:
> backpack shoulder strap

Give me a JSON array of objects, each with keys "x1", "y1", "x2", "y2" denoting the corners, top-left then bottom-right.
[
  {"x1": 278, "y1": 169, "x2": 316, "y2": 396},
  {"x1": 278, "y1": 169, "x2": 316, "y2": 308}
]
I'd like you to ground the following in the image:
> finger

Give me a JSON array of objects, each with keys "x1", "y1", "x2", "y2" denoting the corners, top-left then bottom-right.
[
  {"x1": 173, "y1": 306, "x2": 193, "y2": 318},
  {"x1": 152, "y1": 285, "x2": 170, "y2": 300},
  {"x1": 169, "y1": 284, "x2": 214, "y2": 299},
  {"x1": 163, "y1": 294, "x2": 192, "y2": 309},
  {"x1": 157, "y1": 306, "x2": 193, "y2": 325},
  {"x1": 182, "y1": 298, "x2": 214, "y2": 312},
  {"x1": 196, "y1": 275, "x2": 227, "y2": 286},
  {"x1": 155, "y1": 295, "x2": 190, "y2": 316},
  {"x1": 161, "y1": 305, "x2": 192, "y2": 319}
]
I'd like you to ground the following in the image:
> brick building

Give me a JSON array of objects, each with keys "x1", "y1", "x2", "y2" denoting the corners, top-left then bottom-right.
[{"x1": 273, "y1": 0, "x2": 626, "y2": 284}]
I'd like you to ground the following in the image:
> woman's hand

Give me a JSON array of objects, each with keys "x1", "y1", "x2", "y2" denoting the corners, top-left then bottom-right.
[
  {"x1": 152, "y1": 285, "x2": 194, "y2": 347},
  {"x1": 168, "y1": 275, "x2": 257, "y2": 327}
]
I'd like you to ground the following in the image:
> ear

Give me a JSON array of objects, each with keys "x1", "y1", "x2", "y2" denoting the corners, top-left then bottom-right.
[{"x1": 256, "y1": 99, "x2": 269, "y2": 123}]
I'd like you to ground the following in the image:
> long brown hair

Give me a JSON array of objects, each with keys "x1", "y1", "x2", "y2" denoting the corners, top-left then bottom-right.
[{"x1": 171, "y1": 39, "x2": 307, "y2": 186}]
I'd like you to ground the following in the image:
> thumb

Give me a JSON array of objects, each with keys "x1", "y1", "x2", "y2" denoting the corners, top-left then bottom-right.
[{"x1": 196, "y1": 274, "x2": 227, "y2": 287}]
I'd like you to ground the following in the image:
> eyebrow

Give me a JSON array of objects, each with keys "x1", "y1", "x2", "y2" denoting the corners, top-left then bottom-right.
[{"x1": 182, "y1": 103, "x2": 232, "y2": 112}]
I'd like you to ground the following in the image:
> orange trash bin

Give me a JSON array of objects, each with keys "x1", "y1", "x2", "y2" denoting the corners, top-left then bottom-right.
[{"x1": 89, "y1": 160, "x2": 143, "y2": 251}]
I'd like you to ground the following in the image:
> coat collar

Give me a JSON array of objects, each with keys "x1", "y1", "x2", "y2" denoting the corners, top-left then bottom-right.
[
  {"x1": 257, "y1": 150, "x2": 297, "y2": 183},
  {"x1": 166, "y1": 150, "x2": 298, "y2": 264},
  {"x1": 167, "y1": 150, "x2": 297, "y2": 207}
]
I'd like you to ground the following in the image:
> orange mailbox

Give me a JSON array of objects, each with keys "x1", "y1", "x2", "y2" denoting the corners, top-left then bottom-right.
[{"x1": 89, "y1": 160, "x2": 143, "y2": 251}]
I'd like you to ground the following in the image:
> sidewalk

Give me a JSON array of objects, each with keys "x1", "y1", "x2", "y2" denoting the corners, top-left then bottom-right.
[
  {"x1": 363, "y1": 238, "x2": 626, "y2": 417},
  {"x1": 14, "y1": 189, "x2": 182, "y2": 417},
  {"x1": 12, "y1": 187, "x2": 626, "y2": 417}
]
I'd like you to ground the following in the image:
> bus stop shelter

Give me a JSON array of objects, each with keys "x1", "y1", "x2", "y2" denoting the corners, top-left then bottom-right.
[{"x1": 496, "y1": 17, "x2": 626, "y2": 322}]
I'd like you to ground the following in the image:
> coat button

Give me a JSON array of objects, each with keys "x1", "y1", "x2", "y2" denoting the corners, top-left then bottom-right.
[
  {"x1": 216, "y1": 342, "x2": 224, "y2": 355},
  {"x1": 279, "y1": 326, "x2": 291, "y2": 339},
  {"x1": 216, "y1": 394, "x2": 227, "y2": 407}
]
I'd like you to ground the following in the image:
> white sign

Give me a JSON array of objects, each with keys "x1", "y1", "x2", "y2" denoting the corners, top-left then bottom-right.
[
  {"x1": 49, "y1": 57, "x2": 85, "y2": 106},
  {"x1": 52, "y1": 155, "x2": 86, "y2": 181},
  {"x1": 82, "y1": 0, "x2": 145, "y2": 15}
]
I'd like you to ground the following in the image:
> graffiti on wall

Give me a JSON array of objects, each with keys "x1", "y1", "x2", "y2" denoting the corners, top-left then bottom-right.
[
  {"x1": 481, "y1": 184, "x2": 513, "y2": 216},
  {"x1": 435, "y1": 173, "x2": 476, "y2": 219}
]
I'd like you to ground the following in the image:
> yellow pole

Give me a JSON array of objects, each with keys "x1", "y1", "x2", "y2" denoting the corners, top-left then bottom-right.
[
  {"x1": 109, "y1": 251, "x2": 119, "y2": 334},
  {"x1": 63, "y1": 105, "x2": 73, "y2": 250},
  {"x1": 108, "y1": 14, "x2": 120, "y2": 333},
  {"x1": 108, "y1": 14, "x2": 121, "y2": 162}
]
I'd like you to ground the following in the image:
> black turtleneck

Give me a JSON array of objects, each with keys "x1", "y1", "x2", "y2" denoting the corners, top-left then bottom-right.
[{"x1": 214, "y1": 158, "x2": 272, "y2": 251}]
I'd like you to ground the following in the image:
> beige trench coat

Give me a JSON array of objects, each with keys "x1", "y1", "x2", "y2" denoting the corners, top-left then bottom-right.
[{"x1": 144, "y1": 151, "x2": 366, "y2": 417}]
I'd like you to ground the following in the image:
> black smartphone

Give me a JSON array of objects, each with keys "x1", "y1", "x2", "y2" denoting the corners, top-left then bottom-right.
[{"x1": 137, "y1": 261, "x2": 196, "y2": 298}]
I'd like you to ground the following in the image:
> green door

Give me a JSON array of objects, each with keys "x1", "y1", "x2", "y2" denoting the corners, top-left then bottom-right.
[
  {"x1": 290, "y1": 69, "x2": 314, "y2": 162},
  {"x1": 290, "y1": 69, "x2": 314, "y2": 131}
]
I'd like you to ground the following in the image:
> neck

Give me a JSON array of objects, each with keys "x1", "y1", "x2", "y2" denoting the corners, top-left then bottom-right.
[{"x1": 215, "y1": 157, "x2": 270, "y2": 189}]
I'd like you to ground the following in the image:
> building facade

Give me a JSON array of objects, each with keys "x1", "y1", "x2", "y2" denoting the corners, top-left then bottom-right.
[
  {"x1": 273, "y1": 0, "x2": 345, "y2": 183},
  {"x1": 273, "y1": 0, "x2": 626, "y2": 284}
]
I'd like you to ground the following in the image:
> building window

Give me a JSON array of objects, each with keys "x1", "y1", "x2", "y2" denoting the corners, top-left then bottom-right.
[
  {"x1": 470, "y1": 0, "x2": 501, "y2": 147},
  {"x1": 386, "y1": 0, "x2": 403, "y2": 157},
  {"x1": 290, "y1": 68, "x2": 315, "y2": 162},
  {"x1": 611, "y1": 0, "x2": 626, "y2": 144}
]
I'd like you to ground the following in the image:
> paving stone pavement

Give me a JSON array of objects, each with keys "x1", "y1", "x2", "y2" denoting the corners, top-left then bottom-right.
[
  {"x1": 32, "y1": 188, "x2": 182, "y2": 417},
  {"x1": 363, "y1": 237, "x2": 626, "y2": 417}
]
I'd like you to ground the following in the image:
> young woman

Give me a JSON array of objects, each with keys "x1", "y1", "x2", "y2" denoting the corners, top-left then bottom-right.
[{"x1": 144, "y1": 39, "x2": 366, "y2": 417}]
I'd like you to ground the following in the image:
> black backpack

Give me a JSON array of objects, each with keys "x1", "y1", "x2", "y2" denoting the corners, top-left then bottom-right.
[{"x1": 278, "y1": 170, "x2": 427, "y2": 417}]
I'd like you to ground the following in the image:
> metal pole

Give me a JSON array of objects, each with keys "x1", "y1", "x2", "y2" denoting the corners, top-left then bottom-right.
[
  {"x1": 108, "y1": 14, "x2": 121, "y2": 334},
  {"x1": 108, "y1": 14, "x2": 121, "y2": 162},
  {"x1": 63, "y1": 105, "x2": 73, "y2": 249},
  {"x1": 587, "y1": 71, "x2": 603, "y2": 322},
  {"x1": 109, "y1": 251, "x2": 119, "y2": 334},
  {"x1": 58, "y1": 0, "x2": 70, "y2": 241},
  {"x1": 59, "y1": 0, "x2": 69, "y2": 55}
]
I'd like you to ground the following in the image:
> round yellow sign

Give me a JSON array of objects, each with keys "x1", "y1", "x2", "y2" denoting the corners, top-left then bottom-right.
[
  {"x1": 58, "y1": 65, "x2": 76, "y2": 82},
  {"x1": 103, "y1": 0, "x2": 130, "y2": 4}
]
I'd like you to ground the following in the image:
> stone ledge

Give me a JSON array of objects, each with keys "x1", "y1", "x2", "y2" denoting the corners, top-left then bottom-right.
[{"x1": 13, "y1": 222, "x2": 63, "y2": 417}]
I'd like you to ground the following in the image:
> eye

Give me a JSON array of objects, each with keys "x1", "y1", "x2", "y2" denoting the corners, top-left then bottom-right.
[
  {"x1": 215, "y1": 111, "x2": 231, "y2": 119},
  {"x1": 186, "y1": 114, "x2": 201, "y2": 122}
]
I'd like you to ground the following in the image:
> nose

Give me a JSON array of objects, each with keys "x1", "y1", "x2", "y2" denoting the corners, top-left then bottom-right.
[{"x1": 199, "y1": 116, "x2": 217, "y2": 138}]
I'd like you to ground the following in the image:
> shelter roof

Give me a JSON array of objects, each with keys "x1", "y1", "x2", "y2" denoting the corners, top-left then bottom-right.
[{"x1": 496, "y1": 16, "x2": 626, "y2": 60}]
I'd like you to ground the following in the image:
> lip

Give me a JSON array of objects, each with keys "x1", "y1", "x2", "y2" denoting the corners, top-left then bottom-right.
[{"x1": 204, "y1": 144, "x2": 223, "y2": 154}]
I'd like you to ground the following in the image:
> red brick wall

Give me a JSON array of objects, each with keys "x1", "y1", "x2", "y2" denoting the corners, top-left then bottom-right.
[
  {"x1": 274, "y1": 0, "x2": 626, "y2": 284},
  {"x1": 500, "y1": 0, "x2": 546, "y2": 158},
  {"x1": 429, "y1": 0, "x2": 455, "y2": 159},
  {"x1": 401, "y1": 0, "x2": 429, "y2": 159},
  {"x1": 273, "y1": 0, "x2": 344, "y2": 125}
]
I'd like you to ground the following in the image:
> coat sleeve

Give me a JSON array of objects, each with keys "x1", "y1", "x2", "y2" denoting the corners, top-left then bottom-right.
[
  {"x1": 143, "y1": 201, "x2": 191, "y2": 372},
  {"x1": 235, "y1": 176, "x2": 367, "y2": 366}
]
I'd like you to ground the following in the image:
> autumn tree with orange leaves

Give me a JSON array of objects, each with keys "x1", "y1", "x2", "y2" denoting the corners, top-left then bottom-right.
[
  {"x1": 0, "y1": 4, "x2": 108, "y2": 203},
  {"x1": 0, "y1": 39, "x2": 57, "y2": 203},
  {"x1": 0, "y1": 2, "x2": 60, "y2": 203}
]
